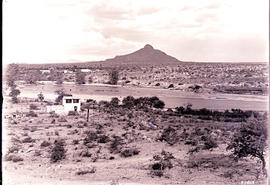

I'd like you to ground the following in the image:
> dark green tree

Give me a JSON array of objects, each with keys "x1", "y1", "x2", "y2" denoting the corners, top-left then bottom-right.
[
  {"x1": 226, "y1": 116, "x2": 267, "y2": 173},
  {"x1": 75, "y1": 70, "x2": 86, "y2": 84},
  {"x1": 108, "y1": 69, "x2": 119, "y2": 85},
  {"x1": 6, "y1": 64, "x2": 20, "y2": 103},
  {"x1": 37, "y1": 92, "x2": 45, "y2": 101}
]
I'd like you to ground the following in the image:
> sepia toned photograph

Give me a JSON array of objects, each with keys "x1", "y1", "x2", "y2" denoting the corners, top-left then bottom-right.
[{"x1": 2, "y1": 0, "x2": 269, "y2": 184}]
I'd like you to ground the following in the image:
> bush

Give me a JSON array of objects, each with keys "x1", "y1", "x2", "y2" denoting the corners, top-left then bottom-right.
[
  {"x1": 203, "y1": 136, "x2": 218, "y2": 150},
  {"x1": 72, "y1": 139, "x2": 79, "y2": 145},
  {"x1": 153, "y1": 100, "x2": 165, "y2": 109},
  {"x1": 76, "y1": 167, "x2": 96, "y2": 175},
  {"x1": 158, "y1": 127, "x2": 179, "y2": 145},
  {"x1": 5, "y1": 154, "x2": 24, "y2": 162},
  {"x1": 37, "y1": 92, "x2": 44, "y2": 101},
  {"x1": 40, "y1": 141, "x2": 51, "y2": 147},
  {"x1": 29, "y1": 104, "x2": 39, "y2": 110},
  {"x1": 26, "y1": 111, "x2": 38, "y2": 117},
  {"x1": 226, "y1": 117, "x2": 267, "y2": 172},
  {"x1": 22, "y1": 137, "x2": 35, "y2": 143},
  {"x1": 58, "y1": 116, "x2": 67, "y2": 122},
  {"x1": 110, "y1": 97, "x2": 120, "y2": 107},
  {"x1": 122, "y1": 96, "x2": 136, "y2": 109},
  {"x1": 50, "y1": 139, "x2": 66, "y2": 163},
  {"x1": 49, "y1": 111, "x2": 59, "y2": 118},
  {"x1": 68, "y1": 111, "x2": 79, "y2": 116},
  {"x1": 109, "y1": 136, "x2": 124, "y2": 154},
  {"x1": 168, "y1": 84, "x2": 174, "y2": 88},
  {"x1": 9, "y1": 88, "x2": 21, "y2": 104},
  {"x1": 83, "y1": 131, "x2": 98, "y2": 145},
  {"x1": 150, "y1": 150, "x2": 174, "y2": 177},
  {"x1": 8, "y1": 146, "x2": 20, "y2": 153},
  {"x1": 97, "y1": 135, "x2": 110, "y2": 143},
  {"x1": 54, "y1": 89, "x2": 71, "y2": 105},
  {"x1": 120, "y1": 148, "x2": 140, "y2": 158}
]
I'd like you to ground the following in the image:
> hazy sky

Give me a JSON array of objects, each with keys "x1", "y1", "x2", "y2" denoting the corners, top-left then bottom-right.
[{"x1": 3, "y1": 0, "x2": 269, "y2": 64}]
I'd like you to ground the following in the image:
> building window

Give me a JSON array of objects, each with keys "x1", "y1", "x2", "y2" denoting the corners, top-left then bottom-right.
[
  {"x1": 66, "y1": 99, "x2": 72, "y2": 103},
  {"x1": 73, "y1": 99, "x2": 79, "y2": 103}
]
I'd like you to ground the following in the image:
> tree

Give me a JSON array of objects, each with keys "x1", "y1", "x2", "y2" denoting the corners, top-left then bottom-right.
[
  {"x1": 9, "y1": 88, "x2": 21, "y2": 103},
  {"x1": 153, "y1": 99, "x2": 165, "y2": 109},
  {"x1": 56, "y1": 72, "x2": 64, "y2": 85},
  {"x1": 81, "y1": 99, "x2": 97, "y2": 122},
  {"x1": 6, "y1": 64, "x2": 20, "y2": 103},
  {"x1": 25, "y1": 70, "x2": 41, "y2": 84},
  {"x1": 6, "y1": 63, "x2": 19, "y2": 87},
  {"x1": 75, "y1": 70, "x2": 86, "y2": 84},
  {"x1": 226, "y1": 116, "x2": 267, "y2": 173},
  {"x1": 55, "y1": 89, "x2": 71, "y2": 104},
  {"x1": 110, "y1": 97, "x2": 120, "y2": 107},
  {"x1": 37, "y1": 92, "x2": 45, "y2": 101},
  {"x1": 122, "y1": 96, "x2": 136, "y2": 109},
  {"x1": 108, "y1": 69, "x2": 119, "y2": 85}
]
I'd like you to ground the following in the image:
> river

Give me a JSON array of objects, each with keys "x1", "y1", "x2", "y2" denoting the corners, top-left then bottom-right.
[{"x1": 16, "y1": 83, "x2": 268, "y2": 111}]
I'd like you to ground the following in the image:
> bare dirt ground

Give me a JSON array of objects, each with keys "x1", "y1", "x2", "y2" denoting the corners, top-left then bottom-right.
[{"x1": 2, "y1": 96, "x2": 268, "y2": 185}]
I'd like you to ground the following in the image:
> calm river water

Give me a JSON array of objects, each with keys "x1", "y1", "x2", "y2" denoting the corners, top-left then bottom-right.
[{"x1": 17, "y1": 83, "x2": 268, "y2": 111}]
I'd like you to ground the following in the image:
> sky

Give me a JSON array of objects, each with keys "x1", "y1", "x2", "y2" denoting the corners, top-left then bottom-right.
[{"x1": 3, "y1": 0, "x2": 269, "y2": 64}]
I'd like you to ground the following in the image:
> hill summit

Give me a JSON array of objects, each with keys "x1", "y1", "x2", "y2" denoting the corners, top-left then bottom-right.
[{"x1": 105, "y1": 44, "x2": 181, "y2": 65}]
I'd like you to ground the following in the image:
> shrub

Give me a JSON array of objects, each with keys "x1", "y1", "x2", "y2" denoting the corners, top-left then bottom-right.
[
  {"x1": 76, "y1": 167, "x2": 96, "y2": 175},
  {"x1": 22, "y1": 137, "x2": 35, "y2": 143},
  {"x1": 153, "y1": 100, "x2": 165, "y2": 109},
  {"x1": 40, "y1": 141, "x2": 51, "y2": 147},
  {"x1": 26, "y1": 111, "x2": 38, "y2": 117},
  {"x1": 50, "y1": 139, "x2": 66, "y2": 163},
  {"x1": 97, "y1": 135, "x2": 110, "y2": 143},
  {"x1": 54, "y1": 89, "x2": 71, "y2": 105},
  {"x1": 49, "y1": 111, "x2": 59, "y2": 118},
  {"x1": 8, "y1": 146, "x2": 20, "y2": 153},
  {"x1": 150, "y1": 150, "x2": 174, "y2": 177},
  {"x1": 120, "y1": 148, "x2": 140, "y2": 158},
  {"x1": 37, "y1": 92, "x2": 44, "y2": 101},
  {"x1": 88, "y1": 76, "x2": 93, "y2": 84},
  {"x1": 83, "y1": 131, "x2": 98, "y2": 145},
  {"x1": 58, "y1": 116, "x2": 67, "y2": 122},
  {"x1": 109, "y1": 136, "x2": 124, "y2": 154},
  {"x1": 168, "y1": 84, "x2": 174, "y2": 88},
  {"x1": 29, "y1": 104, "x2": 39, "y2": 110},
  {"x1": 79, "y1": 149, "x2": 92, "y2": 157},
  {"x1": 226, "y1": 117, "x2": 267, "y2": 172},
  {"x1": 122, "y1": 96, "x2": 136, "y2": 109},
  {"x1": 158, "y1": 127, "x2": 179, "y2": 145},
  {"x1": 203, "y1": 136, "x2": 218, "y2": 150},
  {"x1": 72, "y1": 139, "x2": 79, "y2": 145},
  {"x1": 9, "y1": 88, "x2": 21, "y2": 104},
  {"x1": 110, "y1": 97, "x2": 120, "y2": 107},
  {"x1": 5, "y1": 154, "x2": 24, "y2": 162},
  {"x1": 68, "y1": 111, "x2": 79, "y2": 116}
]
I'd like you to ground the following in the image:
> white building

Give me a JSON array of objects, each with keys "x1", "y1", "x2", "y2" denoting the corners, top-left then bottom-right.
[
  {"x1": 64, "y1": 70, "x2": 73, "y2": 74},
  {"x1": 62, "y1": 95, "x2": 81, "y2": 112},
  {"x1": 40, "y1": 69, "x2": 50, "y2": 73},
  {"x1": 46, "y1": 95, "x2": 81, "y2": 114},
  {"x1": 81, "y1": 68, "x2": 92, "y2": 72}
]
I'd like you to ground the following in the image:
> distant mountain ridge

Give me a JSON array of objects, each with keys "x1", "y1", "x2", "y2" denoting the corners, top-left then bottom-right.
[{"x1": 105, "y1": 44, "x2": 181, "y2": 65}]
